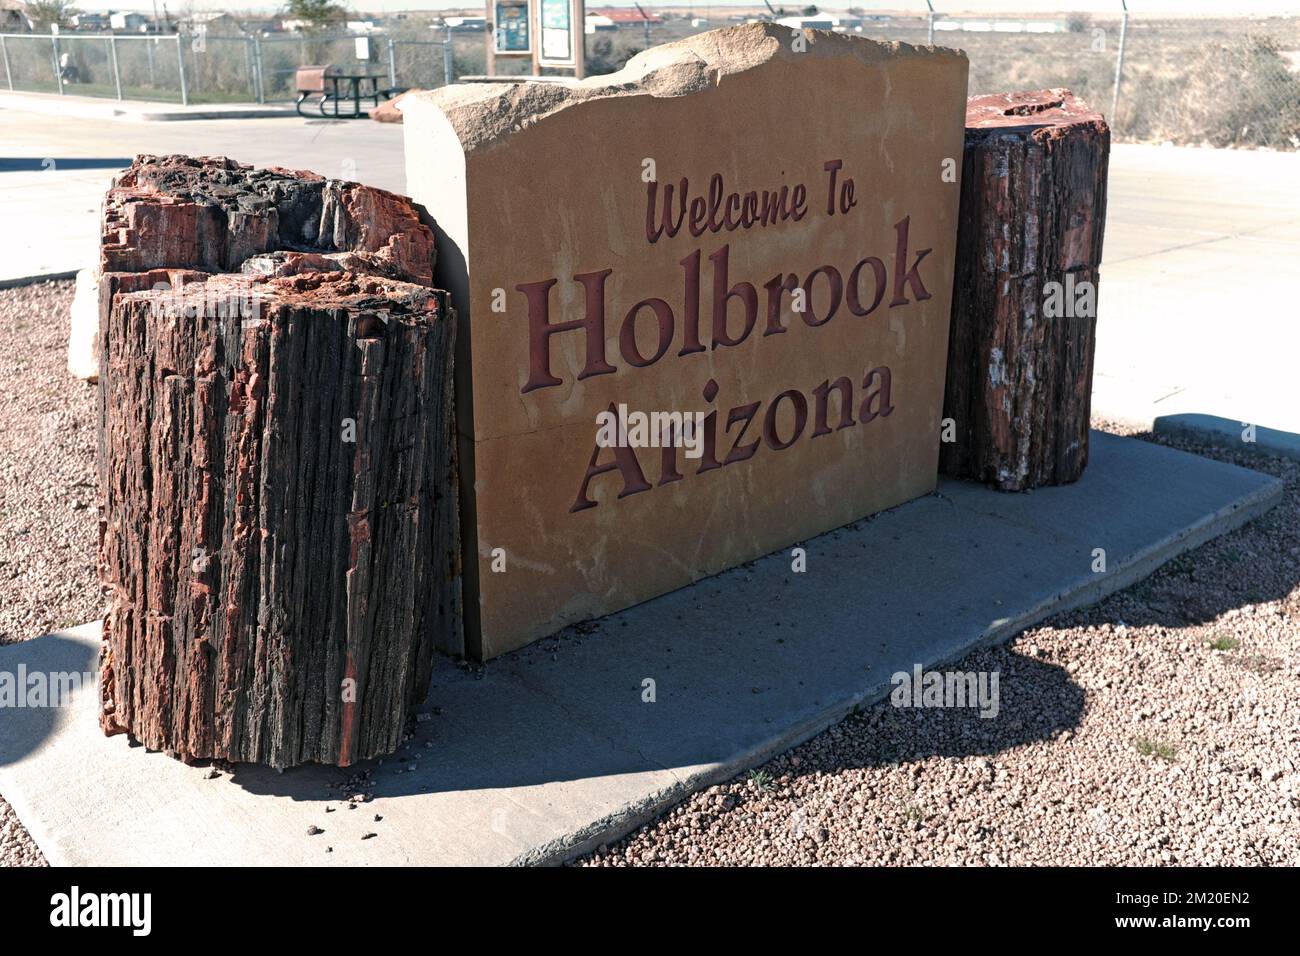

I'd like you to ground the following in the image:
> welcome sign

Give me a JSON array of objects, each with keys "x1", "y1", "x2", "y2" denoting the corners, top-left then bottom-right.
[{"x1": 404, "y1": 24, "x2": 968, "y2": 658}]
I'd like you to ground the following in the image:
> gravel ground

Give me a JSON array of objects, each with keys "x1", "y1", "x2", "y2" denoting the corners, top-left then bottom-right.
[
  {"x1": 2, "y1": 279, "x2": 1296, "y2": 867},
  {"x1": 0, "y1": 281, "x2": 100, "y2": 644},
  {"x1": 0, "y1": 279, "x2": 98, "y2": 867}
]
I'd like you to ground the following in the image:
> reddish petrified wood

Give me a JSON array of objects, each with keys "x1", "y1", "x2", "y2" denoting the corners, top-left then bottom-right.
[
  {"x1": 101, "y1": 154, "x2": 435, "y2": 284},
  {"x1": 96, "y1": 156, "x2": 459, "y2": 768},
  {"x1": 941, "y1": 89, "x2": 1109, "y2": 491}
]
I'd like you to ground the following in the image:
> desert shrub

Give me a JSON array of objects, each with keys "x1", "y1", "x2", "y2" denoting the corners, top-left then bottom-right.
[
  {"x1": 586, "y1": 35, "x2": 645, "y2": 76},
  {"x1": 1120, "y1": 32, "x2": 1300, "y2": 148}
]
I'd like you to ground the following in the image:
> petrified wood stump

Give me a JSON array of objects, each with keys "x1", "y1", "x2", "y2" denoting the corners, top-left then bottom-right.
[
  {"x1": 101, "y1": 154, "x2": 435, "y2": 283},
  {"x1": 80, "y1": 153, "x2": 439, "y2": 385},
  {"x1": 96, "y1": 156, "x2": 459, "y2": 768},
  {"x1": 941, "y1": 90, "x2": 1109, "y2": 491}
]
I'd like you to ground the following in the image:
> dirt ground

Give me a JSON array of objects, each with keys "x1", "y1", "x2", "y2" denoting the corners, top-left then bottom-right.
[{"x1": 1, "y1": 280, "x2": 1295, "y2": 867}]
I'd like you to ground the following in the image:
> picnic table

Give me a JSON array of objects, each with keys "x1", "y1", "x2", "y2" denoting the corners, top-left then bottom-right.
[{"x1": 295, "y1": 65, "x2": 403, "y2": 119}]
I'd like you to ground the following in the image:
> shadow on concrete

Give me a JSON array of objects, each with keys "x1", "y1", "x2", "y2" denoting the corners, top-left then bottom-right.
[
  {"x1": 227, "y1": 636, "x2": 1089, "y2": 804},
  {"x1": 0, "y1": 632, "x2": 99, "y2": 767},
  {"x1": 0, "y1": 157, "x2": 132, "y2": 173}
]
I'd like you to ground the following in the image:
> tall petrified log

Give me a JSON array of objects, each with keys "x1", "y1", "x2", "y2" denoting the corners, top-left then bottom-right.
[
  {"x1": 941, "y1": 90, "x2": 1109, "y2": 491},
  {"x1": 99, "y1": 272, "x2": 458, "y2": 768},
  {"x1": 96, "y1": 156, "x2": 460, "y2": 768}
]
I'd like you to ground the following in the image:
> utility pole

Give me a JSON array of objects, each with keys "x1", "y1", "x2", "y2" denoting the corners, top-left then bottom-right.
[
  {"x1": 1110, "y1": 1, "x2": 1129, "y2": 129},
  {"x1": 633, "y1": 2, "x2": 652, "y2": 49}
]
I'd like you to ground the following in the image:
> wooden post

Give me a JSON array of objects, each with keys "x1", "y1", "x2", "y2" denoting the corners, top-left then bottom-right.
[
  {"x1": 940, "y1": 90, "x2": 1110, "y2": 491},
  {"x1": 96, "y1": 156, "x2": 461, "y2": 768}
]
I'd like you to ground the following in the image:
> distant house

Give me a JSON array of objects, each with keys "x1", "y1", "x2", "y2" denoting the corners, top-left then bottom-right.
[
  {"x1": 281, "y1": 17, "x2": 347, "y2": 34},
  {"x1": 589, "y1": 8, "x2": 663, "y2": 27},
  {"x1": 0, "y1": 0, "x2": 33, "y2": 33},
  {"x1": 933, "y1": 19, "x2": 1064, "y2": 35},
  {"x1": 69, "y1": 12, "x2": 111, "y2": 31},
  {"x1": 585, "y1": 13, "x2": 616, "y2": 33},
  {"x1": 443, "y1": 17, "x2": 486, "y2": 32},
  {"x1": 239, "y1": 17, "x2": 284, "y2": 35},
  {"x1": 775, "y1": 15, "x2": 840, "y2": 32},
  {"x1": 109, "y1": 12, "x2": 152, "y2": 33},
  {"x1": 186, "y1": 13, "x2": 246, "y2": 37}
]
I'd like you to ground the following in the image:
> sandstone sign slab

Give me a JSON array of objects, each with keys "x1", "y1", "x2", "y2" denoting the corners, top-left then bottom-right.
[{"x1": 404, "y1": 24, "x2": 968, "y2": 659}]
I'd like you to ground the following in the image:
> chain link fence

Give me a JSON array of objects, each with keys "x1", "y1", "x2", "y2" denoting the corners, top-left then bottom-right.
[
  {"x1": 0, "y1": 29, "x2": 454, "y2": 106},
  {"x1": 573, "y1": 6, "x2": 1300, "y2": 150},
  {"x1": 2, "y1": 9, "x2": 1297, "y2": 148}
]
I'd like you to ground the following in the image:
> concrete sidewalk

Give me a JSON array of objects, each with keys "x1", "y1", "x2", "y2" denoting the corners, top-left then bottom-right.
[
  {"x1": 0, "y1": 432, "x2": 1281, "y2": 866},
  {"x1": 0, "y1": 90, "x2": 296, "y2": 122}
]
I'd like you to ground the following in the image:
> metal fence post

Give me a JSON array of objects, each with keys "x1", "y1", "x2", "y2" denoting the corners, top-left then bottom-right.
[
  {"x1": 176, "y1": 33, "x2": 189, "y2": 105},
  {"x1": 109, "y1": 34, "x2": 122, "y2": 100},
  {"x1": 1110, "y1": 0, "x2": 1129, "y2": 130},
  {"x1": 443, "y1": 31, "x2": 453, "y2": 87},
  {"x1": 253, "y1": 34, "x2": 265, "y2": 104},
  {"x1": 243, "y1": 35, "x2": 254, "y2": 100},
  {"x1": 51, "y1": 33, "x2": 64, "y2": 95},
  {"x1": 926, "y1": 1, "x2": 935, "y2": 45},
  {"x1": 1, "y1": 36, "x2": 12, "y2": 91},
  {"x1": 387, "y1": 36, "x2": 397, "y2": 87}
]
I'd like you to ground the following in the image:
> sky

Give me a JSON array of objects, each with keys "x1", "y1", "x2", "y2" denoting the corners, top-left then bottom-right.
[{"x1": 65, "y1": 1, "x2": 1300, "y2": 17}]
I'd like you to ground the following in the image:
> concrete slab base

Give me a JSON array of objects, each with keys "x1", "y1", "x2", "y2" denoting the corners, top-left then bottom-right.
[{"x1": 0, "y1": 432, "x2": 1282, "y2": 866}]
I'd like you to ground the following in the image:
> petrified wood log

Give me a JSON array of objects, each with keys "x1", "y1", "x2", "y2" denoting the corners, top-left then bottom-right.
[
  {"x1": 101, "y1": 154, "x2": 435, "y2": 284},
  {"x1": 98, "y1": 272, "x2": 458, "y2": 768},
  {"x1": 95, "y1": 155, "x2": 460, "y2": 768},
  {"x1": 940, "y1": 90, "x2": 1109, "y2": 491},
  {"x1": 73, "y1": 154, "x2": 438, "y2": 382}
]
